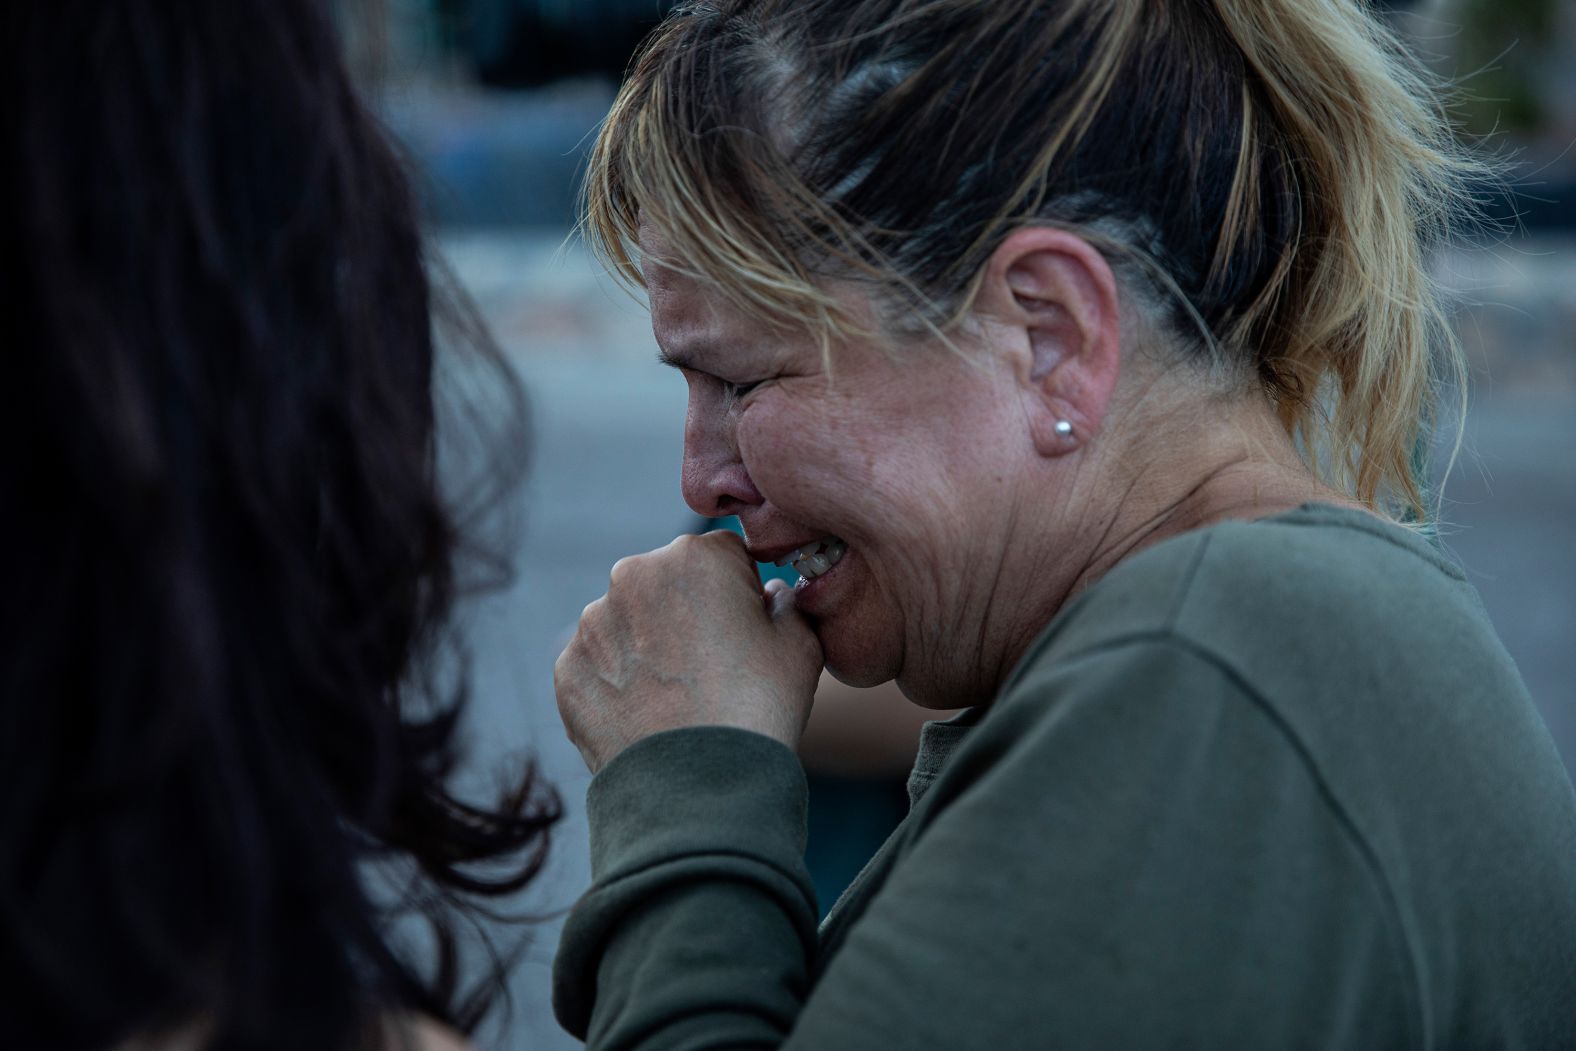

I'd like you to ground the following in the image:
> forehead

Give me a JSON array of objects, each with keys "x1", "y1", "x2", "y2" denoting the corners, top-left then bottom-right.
[{"x1": 641, "y1": 230, "x2": 771, "y2": 370}]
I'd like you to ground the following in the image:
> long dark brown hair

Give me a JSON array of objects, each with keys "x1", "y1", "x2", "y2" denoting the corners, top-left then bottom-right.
[{"x1": 1, "y1": 2, "x2": 556, "y2": 1048}]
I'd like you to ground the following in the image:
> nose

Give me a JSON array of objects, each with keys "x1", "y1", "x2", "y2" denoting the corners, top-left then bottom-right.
[{"x1": 679, "y1": 386, "x2": 763, "y2": 519}]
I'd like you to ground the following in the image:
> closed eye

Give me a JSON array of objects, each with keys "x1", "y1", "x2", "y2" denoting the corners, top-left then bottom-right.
[{"x1": 723, "y1": 379, "x2": 765, "y2": 400}]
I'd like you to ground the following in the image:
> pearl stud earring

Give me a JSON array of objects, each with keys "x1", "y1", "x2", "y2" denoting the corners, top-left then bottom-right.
[{"x1": 1054, "y1": 420, "x2": 1074, "y2": 439}]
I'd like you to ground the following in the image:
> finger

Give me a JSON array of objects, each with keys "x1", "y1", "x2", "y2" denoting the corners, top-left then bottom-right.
[
  {"x1": 769, "y1": 592, "x2": 824, "y2": 685},
  {"x1": 664, "y1": 531, "x2": 760, "y2": 593},
  {"x1": 762, "y1": 576, "x2": 791, "y2": 612},
  {"x1": 694, "y1": 529, "x2": 763, "y2": 578},
  {"x1": 767, "y1": 583, "x2": 819, "y2": 648}
]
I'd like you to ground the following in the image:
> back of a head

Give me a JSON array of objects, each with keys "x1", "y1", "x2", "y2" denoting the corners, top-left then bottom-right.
[
  {"x1": 589, "y1": 0, "x2": 1482, "y2": 523},
  {"x1": 2, "y1": 3, "x2": 554, "y2": 1048}
]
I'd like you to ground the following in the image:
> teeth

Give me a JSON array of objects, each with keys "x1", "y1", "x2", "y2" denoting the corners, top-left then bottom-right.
[
  {"x1": 775, "y1": 540, "x2": 823, "y2": 567},
  {"x1": 788, "y1": 535, "x2": 847, "y2": 580}
]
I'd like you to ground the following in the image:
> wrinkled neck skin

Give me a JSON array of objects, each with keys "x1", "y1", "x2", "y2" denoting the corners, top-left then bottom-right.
[{"x1": 908, "y1": 364, "x2": 1364, "y2": 712}]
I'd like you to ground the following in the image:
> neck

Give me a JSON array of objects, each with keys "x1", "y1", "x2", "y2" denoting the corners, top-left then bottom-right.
[
  {"x1": 982, "y1": 390, "x2": 1364, "y2": 698},
  {"x1": 1070, "y1": 393, "x2": 1365, "y2": 592},
  {"x1": 1065, "y1": 456, "x2": 1354, "y2": 597}
]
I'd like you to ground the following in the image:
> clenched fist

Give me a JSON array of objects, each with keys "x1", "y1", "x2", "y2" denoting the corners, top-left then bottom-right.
[{"x1": 554, "y1": 531, "x2": 824, "y2": 773}]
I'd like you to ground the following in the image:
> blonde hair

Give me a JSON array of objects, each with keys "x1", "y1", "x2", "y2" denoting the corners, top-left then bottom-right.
[{"x1": 586, "y1": 0, "x2": 1482, "y2": 522}]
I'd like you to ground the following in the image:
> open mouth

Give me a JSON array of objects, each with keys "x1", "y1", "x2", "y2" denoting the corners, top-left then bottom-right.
[{"x1": 774, "y1": 536, "x2": 848, "y2": 582}]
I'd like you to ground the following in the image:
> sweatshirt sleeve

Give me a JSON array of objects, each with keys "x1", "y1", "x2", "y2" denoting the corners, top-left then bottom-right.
[
  {"x1": 553, "y1": 639, "x2": 1417, "y2": 1050},
  {"x1": 551, "y1": 726, "x2": 819, "y2": 1049}
]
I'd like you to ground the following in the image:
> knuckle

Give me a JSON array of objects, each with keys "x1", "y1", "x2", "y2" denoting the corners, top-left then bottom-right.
[
  {"x1": 691, "y1": 529, "x2": 752, "y2": 572},
  {"x1": 673, "y1": 533, "x2": 719, "y2": 564},
  {"x1": 608, "y1": 556, "x2": 634, "y2": 585},
  {"x1": 552, "y1": 659, "x2": 577, "y2": 700},
  {"x1": 702, "y1": 529, "x2": 741, "y2": 552}
]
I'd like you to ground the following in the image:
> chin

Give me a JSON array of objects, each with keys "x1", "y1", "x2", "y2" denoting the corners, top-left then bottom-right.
[
  {"x1": 823, "y1": 661, "x2": 894, "y2": 690},
  {"x1": 818, "y1": 632, "x2": 903, "y2": 690}
]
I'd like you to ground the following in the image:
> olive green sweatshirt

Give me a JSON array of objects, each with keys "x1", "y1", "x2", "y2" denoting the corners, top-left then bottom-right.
[{"x1": 553, "y1": 504, "x2": 1576, "y2": 1048}]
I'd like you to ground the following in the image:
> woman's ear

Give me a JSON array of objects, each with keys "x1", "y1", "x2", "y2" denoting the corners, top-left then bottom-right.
[{"x1": 979, "y1": 227, "x2": 1122, "y2": 457}]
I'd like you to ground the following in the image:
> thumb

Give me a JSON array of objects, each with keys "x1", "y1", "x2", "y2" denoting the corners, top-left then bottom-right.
[
  {"x1": 765, "y1": 579, "x2": 820, "y2": 651},
  {"x1": 763, "y1": 576, "x2": 797, "y2": 621}
]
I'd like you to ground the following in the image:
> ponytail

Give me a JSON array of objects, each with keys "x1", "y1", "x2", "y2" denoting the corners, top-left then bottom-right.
[{"x1": 1204, "y1": 0, "x2": 1481, "y2": 519}]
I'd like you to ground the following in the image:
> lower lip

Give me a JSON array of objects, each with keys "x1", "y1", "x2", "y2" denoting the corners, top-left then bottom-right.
[{"x1": 792, "y1": 547, "x2": 854, "y2": 614}]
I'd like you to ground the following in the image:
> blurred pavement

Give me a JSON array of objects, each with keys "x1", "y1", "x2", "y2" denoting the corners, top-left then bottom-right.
[
  {"x1": 437, "y1": 231, "x2": 689, "y2": 1050},
  {"x1": 1434, "y1": 240, "x2": 1576, "y2": 761}
]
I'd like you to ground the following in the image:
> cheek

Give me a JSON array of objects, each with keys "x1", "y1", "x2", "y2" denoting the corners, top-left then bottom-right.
[
  {"x1": 735, "y1": 399, "x2": 864, "y2": 514},
  {"x1": 736, "y1": 386, "x2": 968, "y2": 542}
]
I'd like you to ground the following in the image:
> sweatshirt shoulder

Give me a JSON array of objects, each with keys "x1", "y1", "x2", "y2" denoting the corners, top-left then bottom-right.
[{"x1": 1009, "y1": 504, "x2": 1485, "y2": 685}]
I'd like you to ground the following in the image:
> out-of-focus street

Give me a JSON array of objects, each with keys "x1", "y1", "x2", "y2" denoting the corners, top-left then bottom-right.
[
  {"x1": 427, "y1": 232, "x2": 689, "y2": 1050},
  {"x1": 1435, "y1": 242, "x2": 1576, "y2": 755}
]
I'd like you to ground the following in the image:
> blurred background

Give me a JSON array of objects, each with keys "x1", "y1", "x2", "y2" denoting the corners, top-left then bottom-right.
[{"x1": 339, "y1": 0, "x2": 1576, "y2": 1046}]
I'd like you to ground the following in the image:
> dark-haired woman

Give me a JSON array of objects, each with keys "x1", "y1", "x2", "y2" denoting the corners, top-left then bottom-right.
[
  {"x1": 3, "y1": 3, "x2": 555, "y2": 1049},
  {"x1": 551, "y1": 0, "x2": 1576, "y2": 1047}
]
